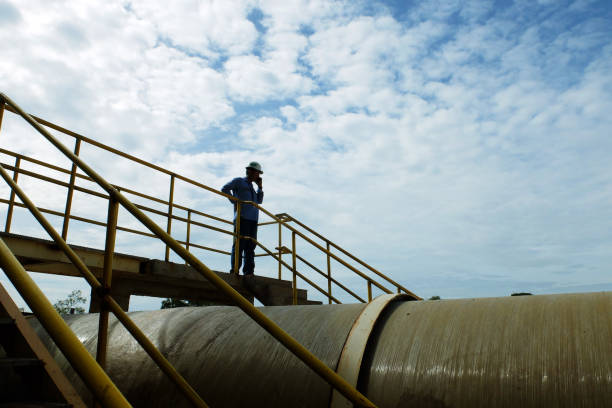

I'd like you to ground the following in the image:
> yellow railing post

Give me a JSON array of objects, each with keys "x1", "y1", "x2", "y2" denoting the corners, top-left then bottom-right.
[
  {"x1": 254, "y1": 240, "x2": 343, "y2": 304},
  {"x1": 326, "y1": 241, "x2": 332, "y2": 305},
  {"x1": 0, "y1": 238, "x2": 132, "y2": 408},
  {"x1": 367, "y1": 281, "x2": 372, "y2": 302},
  {"x1": 96, "y1": 198, "x2": 119, "y2": 371},
  {"x1": 0, "y1": 163, "x2": 210, "y2": 408},
  {"x1": 0, "y1": 99, "x2": 4, "y2": 224},
  {"x1": 292, "y1": 231, "x2": 297, "y2": 305},
  {"x1": 278, "y1": 218, "x2": 282, "y2": 280},
  {"x1": 4, "y1": 156, "x2": 20, "y2": 233},
  {"x1": 280, "y1": 215, "x2": 420, "y2": 299},
  {"x1": 0, "y1": 96, "x2": 5, "y2": 131},
  {"x1": 185, "y1": 209, "x2": 191, "y2": 265},
  {"x1": 61, "y1": 138, "x2": 81, "y2": 240},
  {"x1": 263, "y1": 211, "x2": 394, "y2": 297},
  {"x1": 165, "y1": 174, "x2": 175, "y2": 262},
  {"x1": 233, "y1": 202, "x2": 241, "y2": 274},
  {"x1": 293, "y1": 252, "x2": 363, "y2": 303},
  {"x1": 185, "y1": 209, "x2": 191, "y2": 256}
]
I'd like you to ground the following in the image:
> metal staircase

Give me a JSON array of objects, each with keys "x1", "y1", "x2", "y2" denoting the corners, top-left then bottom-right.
[
  {"x1": 0, "y1": 91, "x2": 420, "y2": 407},
  {"x1": 0, "y1": 281, "x2": 85, "y2": 408},
  {"x1": 0, "y1": 94, "x2": 419, "y2": 307}
]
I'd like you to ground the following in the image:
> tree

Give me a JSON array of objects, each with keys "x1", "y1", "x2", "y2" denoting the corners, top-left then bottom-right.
[
  {"x1": 160, "y1": 298, "x2": 219, "y2": 309},
  {"x1": 53, "y1": 290, "x2": 87, "y2": 314},
  {"x1": 160, "y1": 298, "x2": 189, "y2": 309},
  {"x1": 428, "y1": 295, "x2": 441, "y2": 300}
]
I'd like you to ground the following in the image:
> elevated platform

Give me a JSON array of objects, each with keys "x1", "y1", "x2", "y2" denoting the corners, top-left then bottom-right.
[{"x1": 0, "y1": 232, "x2": 320, "y2": 310}]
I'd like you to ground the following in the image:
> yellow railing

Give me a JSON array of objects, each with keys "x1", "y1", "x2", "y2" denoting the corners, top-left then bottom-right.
[
  {"x1": 0, "y1": 100, "x2": 419, "y2": 305},
  {"x1": 0, "y1": 93, "x2": 378, "y2": 407},
  {"x1": 0, "y1": 238, "x2": 131, "y2": 408},
  {"x1": 257, "y1": 212, "x2": 421, "y2": 303}
]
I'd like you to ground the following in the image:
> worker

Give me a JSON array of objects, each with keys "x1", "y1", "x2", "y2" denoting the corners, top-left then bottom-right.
[{"x1": 221, "y1": 162, "x2": 264, "y2": 277}]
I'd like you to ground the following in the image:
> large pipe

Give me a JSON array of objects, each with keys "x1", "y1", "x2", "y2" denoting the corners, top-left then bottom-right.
[{"x1": 32, "y1": 292, "x2": 612, "y2": 407}]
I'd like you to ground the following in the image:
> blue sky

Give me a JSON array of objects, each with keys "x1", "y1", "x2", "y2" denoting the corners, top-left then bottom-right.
[{"x1": 0, "y1": 0, "x2": 611, "y2": 310}]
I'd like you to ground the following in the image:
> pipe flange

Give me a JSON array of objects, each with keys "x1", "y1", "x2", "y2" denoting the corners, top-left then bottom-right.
[{"x1": 330, "y1": 293, "x2": 410, "y2": 408}]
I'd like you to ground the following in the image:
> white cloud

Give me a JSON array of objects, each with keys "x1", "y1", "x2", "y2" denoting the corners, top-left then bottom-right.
[
  {"x1": 1, "y1": 0, "x2": 611, "y2": 309},
  {"x1": 129, "y1": 0, "x2": 258, "y2": 57},
  {"x1": 224, "y1": 53, "x2": 312, "y2": 102}
]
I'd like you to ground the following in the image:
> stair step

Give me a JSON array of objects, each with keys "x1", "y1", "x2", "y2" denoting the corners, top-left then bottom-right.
[{"x1": 0, "y1": 357, "x2": 42, "y2": 367}]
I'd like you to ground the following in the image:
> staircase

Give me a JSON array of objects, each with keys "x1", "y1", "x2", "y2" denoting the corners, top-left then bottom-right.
[
  {"x1": 0, "y1": 282, "x2": 85, "y2": 408},
  {"x1": 0, "y1": 92, "x2": 398, "y2": 407},
  {"x1": 0, "y1": 95, "x2": 418, "y2": 308}
]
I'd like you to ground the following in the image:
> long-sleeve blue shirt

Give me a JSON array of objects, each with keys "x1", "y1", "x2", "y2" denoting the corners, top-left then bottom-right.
[{"x1": 221, "y1": 177, "x2": 264, "y2": 221}]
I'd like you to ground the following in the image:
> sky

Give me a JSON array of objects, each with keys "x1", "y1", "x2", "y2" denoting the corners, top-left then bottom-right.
[{"x1": 0, "y1": 0, "x2": 611, "y2": 311}]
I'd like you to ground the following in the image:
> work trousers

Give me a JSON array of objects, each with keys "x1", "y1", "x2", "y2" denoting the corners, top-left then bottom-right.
[{"x1": 231, "y1": 217, "x2": 258, "y2": 275}]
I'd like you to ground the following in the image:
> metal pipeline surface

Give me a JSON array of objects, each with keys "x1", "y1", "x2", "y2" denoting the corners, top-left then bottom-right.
[
  {"x1": 32, "y1": 292, "x2": 612, "y2": 407},
  {"x1": 359, "y1": 292, "x2": 612, "y2": 408},
  {"x1": 34, "y1": 302, "x2": 368, "y2": 407}
]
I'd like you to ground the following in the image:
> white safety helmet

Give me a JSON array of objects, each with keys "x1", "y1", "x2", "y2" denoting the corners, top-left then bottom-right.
[{"x1": 246, "y1": 161, "x2": 263, "y2": 174}]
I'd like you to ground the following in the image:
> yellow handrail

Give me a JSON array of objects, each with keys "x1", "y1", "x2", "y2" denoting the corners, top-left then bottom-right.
[
  {"x1": 1, "y1": 114, "x2": 412, "y2": 307},
  {"x1": 0, "y1": 152, "x2": 234, "y2": 240},
  {"x1": 0, "y1": 145, "x2": 232, "y2": 225},
  {"x1": 294, "y1": 252, "x2": 365, "y2": 303},
  {"x1": 277, "y1": 213, "x2": 421, "y2": 299},
  {"x1": 1, "y1": 92, "x2": 378, "y2": 408},
  {"x1": 1, "y1": 142, "x2": 399, "y2": 305},
  {"x1": 2, "y1": 100, "x2": 416, "y2": 304},
  {"x1": 0, "y1": 238, "x2": 132, "y2": 408},
  {"x1": 3, "y1": 103, "x2": 236, "y2": 202},
  {"x1": 251, "y1": 238, "x2": 342, "y2": 304},
  {"x1": 241, "y1": 200, "x2": 395, "y2": 295},
  {"x1": 0, "y1": 161, "x2": 209, "y2": 408}
]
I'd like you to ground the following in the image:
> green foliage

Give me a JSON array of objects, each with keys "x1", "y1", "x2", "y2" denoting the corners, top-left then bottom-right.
[
  {"x1": 53, "y1": 290, "x2": 87, "y2": 314},
  {"x1": 428, "y1": 295, "x2": 441, "y2": 300},
  {"x1": 511, "y1": 292, "x2": 533, "y2": 296},
  {"x1": 160, "y1": 298, "x2": 188, "y2": 309},
  {"x1": 160, "y1": 298, "x2": 218, "y2": 309}
]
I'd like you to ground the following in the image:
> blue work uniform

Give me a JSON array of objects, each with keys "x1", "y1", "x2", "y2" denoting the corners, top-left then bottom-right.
[{"x1": 221, "y1": 177, "x2": 264, "y2": 275}]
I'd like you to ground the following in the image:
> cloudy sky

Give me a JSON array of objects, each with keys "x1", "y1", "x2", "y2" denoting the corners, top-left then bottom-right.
[{"x1": 1, "y1": 0, "x2": 611, "y2": 310}]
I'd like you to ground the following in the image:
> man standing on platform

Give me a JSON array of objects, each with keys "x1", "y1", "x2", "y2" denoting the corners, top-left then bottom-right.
[{"x1": 221, "y1": 162, "x2": 264, "y2": 277}]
